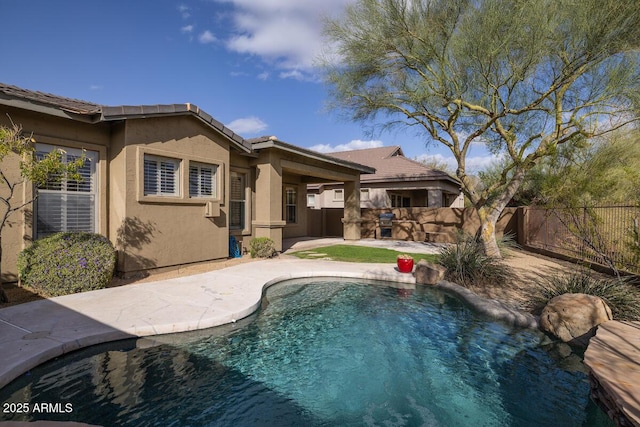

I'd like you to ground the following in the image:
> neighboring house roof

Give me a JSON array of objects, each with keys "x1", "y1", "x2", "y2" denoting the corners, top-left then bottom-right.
[
  {"x1": 0, "y1": 82, "x2": 251, "y2": 152},
  {"x1": 326, "y1": 146, "x2": 459, "y2": 185},
  {"x1": 248, "y1": 136, "x2": 375, "y2": 175}
]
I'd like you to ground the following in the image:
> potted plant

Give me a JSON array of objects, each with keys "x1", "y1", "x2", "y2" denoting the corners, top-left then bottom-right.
[{"x1": 397, "y1": 254, "x2": 414, "y2": 273}]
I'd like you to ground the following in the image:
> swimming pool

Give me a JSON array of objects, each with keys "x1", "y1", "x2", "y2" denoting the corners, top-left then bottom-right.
[{"x1": 0, "y1": 279, "x2": 613, "y2": 426}]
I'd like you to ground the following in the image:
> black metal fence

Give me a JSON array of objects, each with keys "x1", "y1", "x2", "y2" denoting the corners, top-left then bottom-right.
[{"x1": 526, "y1": 206, "x2": 640, "y2": 273}]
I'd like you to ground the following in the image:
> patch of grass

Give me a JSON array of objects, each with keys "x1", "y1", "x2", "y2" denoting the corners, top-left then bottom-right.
[
  {"x1": 530, "y1": 272, "x2": 640, "y2": 321},
  {"x1": 290, "y1": 244, "x2": 438, "y2": 264}
]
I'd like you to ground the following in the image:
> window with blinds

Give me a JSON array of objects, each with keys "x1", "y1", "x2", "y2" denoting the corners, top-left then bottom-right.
[
  {"x1": 189, "y1": 162, "x2": 217, "y2": 198},
  {"x1": 35, "y1": 145, "x2": 98, "y2": 240},
  {"x1": 143, "y1": 154, "x2": 180, "y2": 196},
  {"x1": 229, "y1": 171, "x2": 246, "y2": 230}
]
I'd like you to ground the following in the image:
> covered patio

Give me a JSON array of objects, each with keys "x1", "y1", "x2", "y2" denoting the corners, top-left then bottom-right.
[{"x1": 248, "y1": 136, "x2": 375, "y2": 251}]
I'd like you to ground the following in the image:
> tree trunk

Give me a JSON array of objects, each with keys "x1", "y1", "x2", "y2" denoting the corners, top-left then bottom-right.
[
  {"x1": 476, "y1": 168, "x2": 527, "y2": 259},
  {"x1": 478, "y1": 207, "x2": 503, "y2": 258}
]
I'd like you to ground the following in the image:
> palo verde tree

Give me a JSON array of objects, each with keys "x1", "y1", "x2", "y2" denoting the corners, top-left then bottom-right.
[
  {"x1": 322, "y1": 0, "x2": 640, "y2": 257},
  {"x1": 0, "y1": 119, "x2": 84, "y2": 302}
]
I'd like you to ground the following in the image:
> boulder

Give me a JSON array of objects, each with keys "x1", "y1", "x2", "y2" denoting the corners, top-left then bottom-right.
[
  {"x1": 415, "y1": 260, "x2": 447, "y2": 285},
  {"x1": 539, "y1": 293, "x2": 613, "y2": 347}
]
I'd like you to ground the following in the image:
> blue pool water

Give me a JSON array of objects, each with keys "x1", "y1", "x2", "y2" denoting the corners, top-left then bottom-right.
[{"x1": 0, "y1": 279, "x2": 613, "y2": 426}]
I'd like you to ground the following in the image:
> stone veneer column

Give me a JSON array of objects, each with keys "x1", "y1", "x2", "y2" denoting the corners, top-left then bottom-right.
[
  {"x1": 342, "y1": 179, "x2": 362, "y2": 241},
  {"x1": 252, "y1": 153, "x2": 285, "y2": 251}
]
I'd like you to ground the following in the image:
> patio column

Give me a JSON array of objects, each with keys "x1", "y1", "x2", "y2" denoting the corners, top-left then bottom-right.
[
  {"x1": 252, "y1": 153, "x2": 285, "y2": 251},
  {"x1": 342, "y1": 179, "x2": 362, "y2": 241}
]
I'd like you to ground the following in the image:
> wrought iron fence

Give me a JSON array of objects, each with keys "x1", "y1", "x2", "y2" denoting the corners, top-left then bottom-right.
[{"x1": 526, "y1": 205, "x2": 640, "y2": 274}]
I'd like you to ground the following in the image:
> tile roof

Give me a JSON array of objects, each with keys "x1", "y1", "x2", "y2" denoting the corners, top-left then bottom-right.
[
  {"x1": 326, "y1": 146, "x2": 458, "y2": 184},
  {"x1": 248, "y1": 136, "x2": 375, "y2": 174},
  {"x1": 0, "y1": 82, "x2": 101, "y2": 115},
  {"x1": 0, "y1": 82, "x2": 250, "y2": 152}
]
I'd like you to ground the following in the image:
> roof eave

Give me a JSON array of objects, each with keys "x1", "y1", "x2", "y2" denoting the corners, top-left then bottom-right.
[
  {"x1": 0, "y1": 96, "x2": 102, "y2": 123},
  {"x1": 100, "y1": 103, "x2": 251, "y2": 153},
  {"x1": 251, "y1": 138, "x2": 376, "y2": 174}
]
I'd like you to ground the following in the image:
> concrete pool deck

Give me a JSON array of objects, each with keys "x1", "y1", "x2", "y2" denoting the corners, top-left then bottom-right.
[
  {"x1": 0, "y1": 257, "x2": 421, "y2": 390},
  {"x1": 0, "y1": 238, "x2": 638, "y2": 426}
]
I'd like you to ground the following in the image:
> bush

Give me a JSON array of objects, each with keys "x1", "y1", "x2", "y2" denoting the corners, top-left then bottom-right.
[
  {"x1": 437, "y1": 233, "x2": 513, "y2": 287},
  {"x1": 530, "y1": 272, "x2": 640, "y2": 321},
  {"x1": 249, "y1": 237, "x2": 277, "y2": 258},
  {"x1": 17, "y1": 232, "x2": 116, "y2": 297}
]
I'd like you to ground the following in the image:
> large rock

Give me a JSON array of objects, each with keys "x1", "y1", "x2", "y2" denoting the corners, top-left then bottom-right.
[
  {"x1": 539, "y1": 293, "x2": 613, "y2": 347},
  {"x1": 415, "y1": 260, "x2": 447, "y2": 285}
]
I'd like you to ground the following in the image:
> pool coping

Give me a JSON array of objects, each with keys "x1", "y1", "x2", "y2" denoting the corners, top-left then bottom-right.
[{"x1": 0, "y1": 258, "x2": 543, "y2": 391}]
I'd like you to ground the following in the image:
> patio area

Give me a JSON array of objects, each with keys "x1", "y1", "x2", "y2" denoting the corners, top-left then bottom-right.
[{"x1": 0, "y1": 238, "x2": 637, "y2": 426}]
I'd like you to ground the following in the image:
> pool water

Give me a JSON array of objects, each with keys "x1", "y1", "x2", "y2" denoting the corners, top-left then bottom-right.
[{"x1": 0, "y1": 279, "x2": 613, "y2": 426}]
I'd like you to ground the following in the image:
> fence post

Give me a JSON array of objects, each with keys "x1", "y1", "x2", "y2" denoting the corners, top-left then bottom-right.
[{"x1": 517, "y1": 207, "x2": 528, "y2": 247}]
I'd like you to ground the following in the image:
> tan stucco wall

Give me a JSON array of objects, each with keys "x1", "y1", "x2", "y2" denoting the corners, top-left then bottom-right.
[
  {"x1": 0, "y1": 104, "x2": 369, "y2": 279},
  {"x1": 113, "y1": 116, "x2": 232, "y2": 274},
  {"x1": 250, "y1": 147, "x2": 364, "y2": 249},
  {"x1": 0, "y1": 107, "x2": 111, "y2": 281}
]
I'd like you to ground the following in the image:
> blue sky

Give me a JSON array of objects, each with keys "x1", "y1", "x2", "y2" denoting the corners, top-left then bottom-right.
[{"x1": 1, "y1": 0, "x2": 496, "y2": 171}]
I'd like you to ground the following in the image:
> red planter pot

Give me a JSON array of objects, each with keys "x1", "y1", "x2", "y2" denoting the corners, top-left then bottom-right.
[{"x1": 397, "y1": 258, "x2": 414, "y2": 273}]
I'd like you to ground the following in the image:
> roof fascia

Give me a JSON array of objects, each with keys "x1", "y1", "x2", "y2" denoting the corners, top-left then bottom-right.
[
  {"x1": 100, "y1": 103, "x2": 251, "y2": 153},
  {"x1": 363, "y1": 174, "x2": 460, "y2": 185},
  {"x1": 252, "y1": 139, "x2": 376, "y2": 174},
  {"x1": 0, "y1": 96, "x2": 101, "y2": 123}
]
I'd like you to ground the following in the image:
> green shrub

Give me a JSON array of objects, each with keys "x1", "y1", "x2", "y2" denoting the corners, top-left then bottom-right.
[
  {"x1": 530, "y1": 272, "x2": 640, "y2": 321},
  {"x1": 437, "y1": 233, "x2": 513, "y2": 287},
  {"x1": 17, "y1": 232, "x2": 116, "y2": 297},
  {"x1": 249, "y1": 237, "x2": 277, "y2": 258}
]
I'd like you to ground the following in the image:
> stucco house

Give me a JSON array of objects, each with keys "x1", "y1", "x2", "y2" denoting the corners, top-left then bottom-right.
[
  {"x1": 0, "y1": 83, "x2": 374, "y2": 281},
  {"x1": 307, "y1": 146, "x2": 464, "y2": 210}
]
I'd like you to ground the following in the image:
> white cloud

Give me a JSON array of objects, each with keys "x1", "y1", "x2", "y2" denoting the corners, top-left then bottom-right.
[
  {"x1": 178, "y1": 4, "x2": 191, "y2": 19},
  {"x1": 181, "y1": 24, "x2": 194, "y2": 33},
  {"x1": 89, "y1": 85, "x2": 103, "y2": 91},
  {"x1": 309, "y1": 139, "x2": 384, "y2": 153},
  {"x1": 199, "y1": 30, "x2": 217, "y2": 44},
  {"x1": 214, "y1": 0, "x2": 352, "y2": 78},
  {"x1": 279, "y1": 70, "x2": 304, "y2": 81},
  {"x1": 257, "y1": 71, "x2": 270, "y2": 80},
  {"x1": 230, "y1": 71, "x2": 250, "y2": 77},
  {"x1": 226, "y1": 116, "x2": 268, "y2": 134}
]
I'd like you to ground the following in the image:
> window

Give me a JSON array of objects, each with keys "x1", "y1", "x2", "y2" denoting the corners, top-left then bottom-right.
[
  {"x1": 285, "y1": 187, "x2": 297, "y2": 223},
  {"x1": 35, "y1": 145, "x2": 98, "y2": 239},
  {"x1": 307, "y1": 194, "x2": 316, "y2": 207},
  {"x1": 230, "y1": 171, "x2": 246, "y2": 230},
  {"x1": 189, "y1": 162, "x2": 217, "y2": 198},
  {"x1": 361, "y1": 189, "x2": 370, "y2": 201},
  {"x1": 390, "y1": 194, "x2": 411, "y2": 208},
  {"x1": 334, "y1": 189, "x2": 344, "y2": 201},
  {"x1": 144, "y1": 154, "x2": 180, "y2": 197}
]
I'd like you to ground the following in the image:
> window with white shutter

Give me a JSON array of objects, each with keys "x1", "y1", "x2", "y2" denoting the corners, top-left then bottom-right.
[
  {"x1": 189, "y1": 162, "x2": 217, "y2": 198},
  {"x1": 143, "y1": 154, "x2": 180, "y2": 197},
  {"x1": 35, "y1": 145, "x2": 98, "y2": 239}
]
